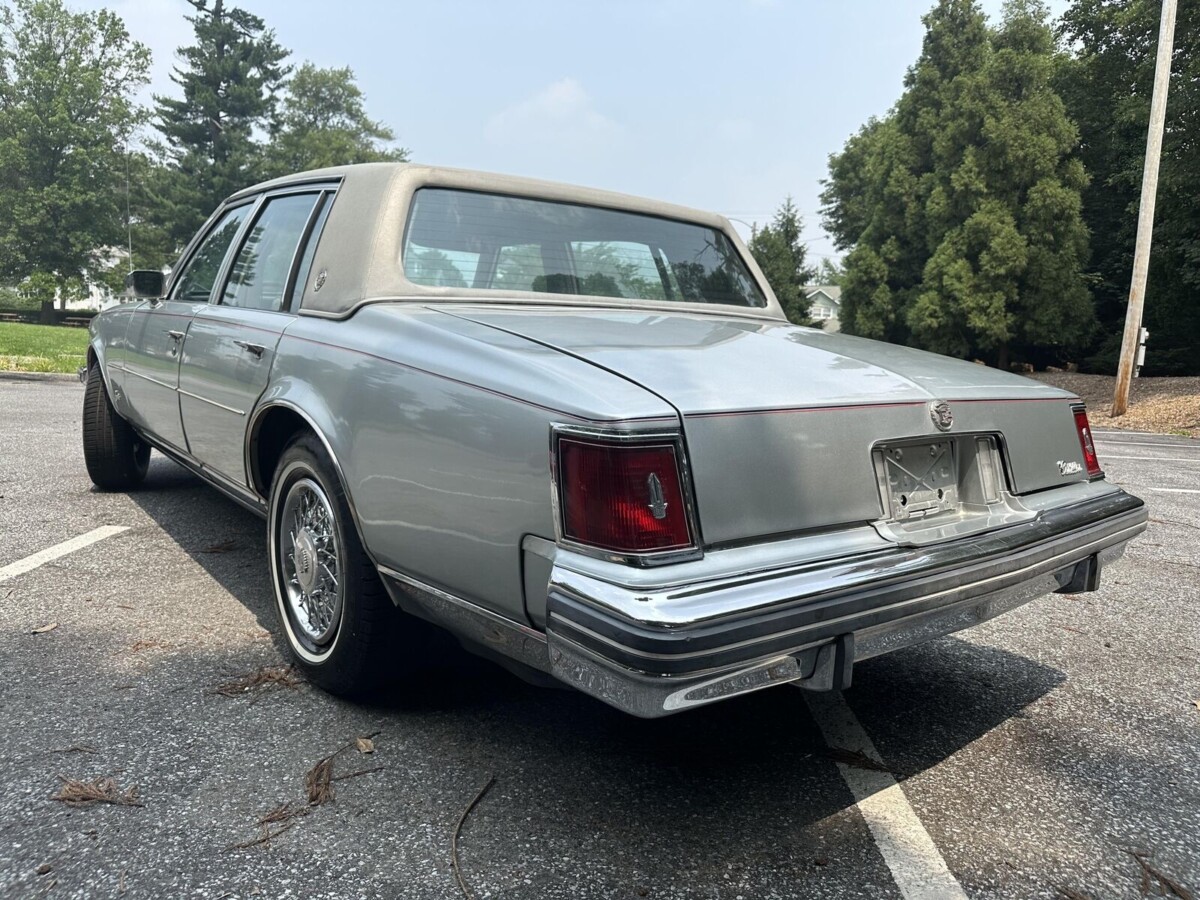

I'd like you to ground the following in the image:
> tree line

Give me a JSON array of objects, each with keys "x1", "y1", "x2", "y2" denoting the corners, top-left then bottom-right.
[
  {"x1": 2, "y1": 0, "x2": 1194, "y2": 377},
  {"x1": 0, "y1": 0, "x2": 404, "y2": 310},
  {"x1": 814, "y1": 0, "x2": 1198, "y2": 375}
]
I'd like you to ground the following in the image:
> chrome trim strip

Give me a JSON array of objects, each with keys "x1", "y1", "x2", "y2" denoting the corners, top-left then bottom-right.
[
  {"x1": 178, "y1": 388, "x2": 245, "y2": 416},
  {"x1": 378, "y1": 565, "x2": 551, "y2": 674},
  {"x1": 379, "y1": 565, "x2": 547, "y2": 644},
  {"x1": 124, "y1": 367, "x2": 176, "y2": 391},
  {"x1": 133, "y1": 427, "x2": 267, "y2": 517}
]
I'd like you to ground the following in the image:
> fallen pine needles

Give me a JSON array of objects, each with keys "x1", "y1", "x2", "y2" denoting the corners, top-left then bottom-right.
[
  {"x1": 226, "y1": 821, "x2": 294, "y2": 851},
  {"x1": 304, "y1": 755, "x2": 336, "y2": 805},
  {"x1": 303, "y1": 732, "x2": 383, "y2": 806},
  {"x1": 451, "y1": 775, "x2": 495, "y2": 900},
  {"x1": 258, "y1": 801, "x2": 311, "y2": 826},
  {"x1": 198, "y1": 539, "x2": 239, "y2": 553},
  {"x1": 53, "y1": 775, "x2": 142, "y2": 808},
  {"x1": 1127, "y1": 849, "x2": 1193, "y2": 900},
  {"x1": 212, "y1": 665, "x2": 301, "y2": 700},
  {"x1": 824, "y1": 747, "x2": 892, "y2": 773}
]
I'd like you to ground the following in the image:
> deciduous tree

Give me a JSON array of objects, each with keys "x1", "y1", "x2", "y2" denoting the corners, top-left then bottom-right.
[
  {"x1": 1059, "y1": 0, "x2": 1200, "y2": 375},
  {"x1": 0, "y1": 0, "x2": 148, "y2": 307},
  {"x1": 267, "y1": 63, "x2": 407, "y2": 177}
]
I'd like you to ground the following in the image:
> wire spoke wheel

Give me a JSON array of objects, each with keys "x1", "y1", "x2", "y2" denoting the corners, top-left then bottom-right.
[{"x1": 278, "y1": 477, "x2": 343, "y2": 645}]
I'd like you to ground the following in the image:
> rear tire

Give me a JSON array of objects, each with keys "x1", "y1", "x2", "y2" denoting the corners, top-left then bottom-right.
[
  {"x1": 82, "y1": 362, "x2": 149, "y2": 491},
  {"x1": 268, "y1": 432, "x2": 423, "y2": 696}
]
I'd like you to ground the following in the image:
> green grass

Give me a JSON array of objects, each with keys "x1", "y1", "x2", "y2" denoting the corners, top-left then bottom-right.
[{"x1": 0, "y1": 321, "x2": 90, "y2": 373}]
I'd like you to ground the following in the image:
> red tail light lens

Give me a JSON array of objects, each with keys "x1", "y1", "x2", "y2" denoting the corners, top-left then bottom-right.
[
  {"x1": 558, "y1": 438, "x2": 693, "y2": 553},
  {"x1": 1073, "y1": 408, "x2": 1102, "y2": 477}
]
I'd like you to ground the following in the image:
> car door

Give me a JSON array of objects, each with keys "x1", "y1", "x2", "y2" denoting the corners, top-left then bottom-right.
[
  {"x1": 122, "y1": 204, "x2": 254, "y2": 451},
  {"x1": 177, "y1": 189, "x2": 330, "y2": 486}
]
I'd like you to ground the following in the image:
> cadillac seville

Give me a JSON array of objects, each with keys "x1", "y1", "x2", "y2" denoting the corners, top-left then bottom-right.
[{"x1": 81, "y1": 163, "x2": 1147, "y2": 717}]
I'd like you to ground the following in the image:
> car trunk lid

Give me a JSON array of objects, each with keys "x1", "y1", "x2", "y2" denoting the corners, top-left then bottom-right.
[{"x1": 440, "y1": 307, "x2": 1092, "y2": 546}]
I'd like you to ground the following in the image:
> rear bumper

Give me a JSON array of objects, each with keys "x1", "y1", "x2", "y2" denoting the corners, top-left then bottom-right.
[{"x1": 545, "y1": 490, "x2": 1147, "y2": 717}]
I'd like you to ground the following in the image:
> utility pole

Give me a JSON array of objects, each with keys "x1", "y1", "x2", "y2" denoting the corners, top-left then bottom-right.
[{"x1": 1112, "y1": 0, "x2": 1178, "y2": 417}]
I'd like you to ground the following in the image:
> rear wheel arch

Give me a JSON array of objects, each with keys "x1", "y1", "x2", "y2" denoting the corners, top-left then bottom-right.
[
  {"x1": 247, "y1": 402, "x2": 372, "y2": 556},
  {"x1": 249, "y1": 404, "x2": 312, "y2": 500}
]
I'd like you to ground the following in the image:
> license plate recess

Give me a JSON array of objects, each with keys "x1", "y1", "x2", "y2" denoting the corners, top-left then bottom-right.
[{"x1": 873, "y1": 439, "x2": 958, "y2": 521}]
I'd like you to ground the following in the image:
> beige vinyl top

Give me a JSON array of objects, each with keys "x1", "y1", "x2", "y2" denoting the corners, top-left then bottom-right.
[{"x1": 236, "y1": 162, "x2": 785, "y2": 321}]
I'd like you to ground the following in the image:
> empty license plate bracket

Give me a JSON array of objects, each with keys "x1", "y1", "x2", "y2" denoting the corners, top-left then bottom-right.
[{"x1": 874, "y1": 439, "x2": 958, "y2": 521}]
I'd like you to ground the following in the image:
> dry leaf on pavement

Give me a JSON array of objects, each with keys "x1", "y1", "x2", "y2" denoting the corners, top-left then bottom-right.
[
  {"x1": 355, "y1": 737, "x2": 375, "y2": 754},
  {"x1": 31, "y1": 623, "x2": 58, "y2": 635}
]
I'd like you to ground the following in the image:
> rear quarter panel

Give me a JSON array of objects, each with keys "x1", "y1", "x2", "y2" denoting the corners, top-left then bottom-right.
[{"x1": 260, "y1": 306, "x2": 675, "y2": 624}]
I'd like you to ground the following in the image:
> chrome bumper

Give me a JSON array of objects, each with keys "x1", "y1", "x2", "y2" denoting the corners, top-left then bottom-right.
[{"x1": 545, "y1": 490, "x2": 1147, "y2": 718}]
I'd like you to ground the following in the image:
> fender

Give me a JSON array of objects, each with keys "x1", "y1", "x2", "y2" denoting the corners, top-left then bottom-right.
[{"x1": 245, "y1": 378, "x2": 376, "y2": 566}]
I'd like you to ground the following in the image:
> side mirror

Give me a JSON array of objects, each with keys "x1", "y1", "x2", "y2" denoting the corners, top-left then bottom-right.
[{"x1": 124, "y1": 270, "x2": 165, "y2": 299}]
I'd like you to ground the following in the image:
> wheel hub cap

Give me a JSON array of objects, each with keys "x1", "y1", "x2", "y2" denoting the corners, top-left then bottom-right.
[
  {"x1": 278, "y1": 478, "x2": 342, "y2": 645},
  {"x1": 294, "y1": 529, "x2": 319, "y2": 594}
]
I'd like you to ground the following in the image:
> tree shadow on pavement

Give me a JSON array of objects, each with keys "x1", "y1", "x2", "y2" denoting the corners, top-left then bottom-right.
[{"x1": 109, "y1": 452, "x2": 1103, "y2": 897}]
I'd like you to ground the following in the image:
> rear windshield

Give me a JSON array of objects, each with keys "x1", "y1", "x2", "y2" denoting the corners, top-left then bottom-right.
[{"x1": 402, "y1": 188, "x2": 766, "y2": 308}]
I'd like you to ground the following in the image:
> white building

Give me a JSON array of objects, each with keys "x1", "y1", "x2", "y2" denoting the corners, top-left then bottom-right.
[{"x1": 805, "y1": 285, "x2": 842, "y2": 332}]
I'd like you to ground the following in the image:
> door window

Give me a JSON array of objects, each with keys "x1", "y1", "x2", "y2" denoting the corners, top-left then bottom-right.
[
  {"x1": 222, "y1": 193, "x2": 322, "y2": 312},
  {"x1": 170, "y1": 205, "x2": 253, "y2": 303}
]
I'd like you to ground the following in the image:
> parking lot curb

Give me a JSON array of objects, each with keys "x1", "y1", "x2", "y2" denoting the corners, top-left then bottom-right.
[{"x1": 0, "y1": 371, "x2": 80, "y2": 383}]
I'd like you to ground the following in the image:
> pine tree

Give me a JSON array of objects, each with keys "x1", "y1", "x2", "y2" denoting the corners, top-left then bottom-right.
[
  {"x1": 823, "y1": 0, "x2": 1094, "y2": 367},
  {"x1": 747, "y1": 197, "x2": 817, "y2": 325},
  {"x1": 154, "y1": 0, "x2": 289, "y2": 247}
]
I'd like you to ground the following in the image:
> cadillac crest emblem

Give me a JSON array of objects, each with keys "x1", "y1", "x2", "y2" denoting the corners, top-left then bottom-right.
[{"x1": 929, "y1": 400, "x2": 954, "y2": 432}]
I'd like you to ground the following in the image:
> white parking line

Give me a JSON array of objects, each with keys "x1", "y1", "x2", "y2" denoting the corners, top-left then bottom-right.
[
  {"x1": 805, "y1": 691, "x2": 968, "y2": 900},
  {"x1": 1095, "y1": 440, "x2": 1200, "y2": 450},
  {"x1": 1101, "y1": 455, "x2": 1200, "y2": 463},
  {"x1": 0, "y1": 525, "x2": 130, "y2": 583},
  {"x1": 1146, "y1": 487, "x2": 1200, "y2": 495}
]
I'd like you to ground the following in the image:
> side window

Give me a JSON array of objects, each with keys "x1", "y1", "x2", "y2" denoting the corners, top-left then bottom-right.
[
  {"x1": 222, "y1": 193, "x2": 321, "y2": 311},
  {"x1": 170, "y1": 204, "x2": 253, "y2": 303}
]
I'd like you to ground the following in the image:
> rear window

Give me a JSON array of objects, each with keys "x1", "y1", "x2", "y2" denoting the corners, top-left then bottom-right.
[{"x1": 402, "y1": 188, "x2": 766, "y2": 308}]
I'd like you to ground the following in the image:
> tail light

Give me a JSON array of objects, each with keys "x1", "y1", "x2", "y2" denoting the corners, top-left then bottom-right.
[
  {"x1": 557, "y1": 437, "x2": 694, "y2": 554},
  {"x1": 1073, "y1": 407, "x2": 1103, "y2": 477}
]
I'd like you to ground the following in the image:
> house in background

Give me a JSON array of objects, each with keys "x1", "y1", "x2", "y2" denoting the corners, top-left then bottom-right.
[{"x1": 805, "y1": 285, "x2": 842, "y2": 332}]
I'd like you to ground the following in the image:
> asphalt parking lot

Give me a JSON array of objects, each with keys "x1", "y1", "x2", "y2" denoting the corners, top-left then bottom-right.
[{"x1": 1, "y1": 374, "x2": 1197, "y2": 900}]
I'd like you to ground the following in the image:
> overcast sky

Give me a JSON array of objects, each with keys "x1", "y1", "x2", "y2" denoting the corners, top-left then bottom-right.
[{"x1": 82, "y1": 0, "x2": 1069, "y2": 263}]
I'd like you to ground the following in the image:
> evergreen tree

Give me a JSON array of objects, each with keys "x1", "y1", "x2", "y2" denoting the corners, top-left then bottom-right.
[
  {"x1": 747, "y1": 197, "x2": 817, "y2": 325},
  {"x1": 267, "y1": 63, "x2": 407, "y2": 177},
  {"x1": 155, "y1": 0, "x2": 289, "y2": 247},
  {"x1": 823, "y1": 0, "x2": 1094, "y2": 367},
  {"x1": 0, "y1": 0, "x2": 148, "y2": 305}
]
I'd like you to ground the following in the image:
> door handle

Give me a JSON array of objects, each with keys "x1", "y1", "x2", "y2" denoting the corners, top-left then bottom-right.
[
  {"x1": 165, "y1": 330, "x2": 185, "y2": 341},
  {"x1": 234, "y1": 340, "x2": 266, "y2": 358}
]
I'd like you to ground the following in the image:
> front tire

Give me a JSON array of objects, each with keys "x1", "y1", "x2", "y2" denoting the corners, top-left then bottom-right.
[
  {"x1": 82, "y1": 362, "x2": 149, "y2": 491},
  {"x1": 267, "y1": 433, "x2": 410, "y2": 696}
]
